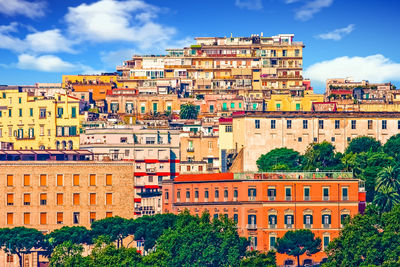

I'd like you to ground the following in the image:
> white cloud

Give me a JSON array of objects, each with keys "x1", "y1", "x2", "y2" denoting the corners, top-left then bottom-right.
[
  {"x1": 64, "y1": 0, "x2": 182, "y2": 49},
  {"x1": 17, "y1": 54, "x2": 76, "y2": 72},
  {"x1": 316, "y1": 24, "x2": 355, "y2": 41},
  {"x1": 0, "y1": 0, "x2": 46, "y2": 18},
  {"x1": 101, "y1": 48, "x2": 136, "y2": 67},
  {"x1": 305, "y1": 54, "x2": 400, "y2": 85},
  {"x1": 235, "y1": 0, "x2": 263, "y2": 10},
  {"x1": 0, "y1": 26, "x2": 75, "y2": 54},
  {"x1": 294, "y1": 0, "x2": 333, "y2": 21}
]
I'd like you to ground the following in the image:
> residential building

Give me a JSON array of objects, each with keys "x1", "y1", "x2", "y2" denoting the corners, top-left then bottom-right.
[
  {"x1": 230, "y1": 111, "x2": 400, "y2": 171},
  {"x1": 163, "y1": 172, "x2": 366, "y2": 266},
  {"x1": 0, "y1": 88, "x2": 80, "y2": 150}
]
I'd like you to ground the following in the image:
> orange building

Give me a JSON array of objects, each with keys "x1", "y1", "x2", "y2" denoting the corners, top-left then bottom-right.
[{"x1": 163, "y1": 172, "x2": 366, "y2": 266}]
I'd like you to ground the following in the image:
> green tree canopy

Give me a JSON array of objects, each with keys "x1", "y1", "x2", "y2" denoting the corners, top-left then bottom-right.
[
  {"x1": 345, "y1": 136, "x2": 382, "y2": 154},
  {"x1": 0, "y1": 227, "x2": 46, "y2": 267},
  {"x1": 179, "y1": 103, "x2": 198, "y2": 119},
  {"x1": 90, "y1": 217, "x2": 132, "y2": 248},
  {"x1": 46, "y1": 226, "x2": 92, "y2": 256},
  {"x1": 303, "y1": 141, "x2": 343, "y2": 170},
  {"x1": 383, "y1": 134, "x2": 400, "y2": 160},
  {"x1": 240, "y1": 250, "x2": 276, "y2": 267},
  {"x1": 325, "y1": 205, "x2": 400, "y2": 266},
  {"x1": 276, "y1": 229, "x2": 321, "y2": 267},
  {"x1": 49, "y1": 241, "x2": 89, "y2": 267},
  {"x1": 154, "y1": 211, "x2": 248, "y2": 267},
  {"x1": 256, "y1": 148, "x2": 303, "y2": 171}
]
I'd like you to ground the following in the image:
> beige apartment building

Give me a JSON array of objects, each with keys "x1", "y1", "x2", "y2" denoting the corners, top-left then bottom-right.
[{"x1": 231, "y1": 111, "x2": 400, "y2": 171}]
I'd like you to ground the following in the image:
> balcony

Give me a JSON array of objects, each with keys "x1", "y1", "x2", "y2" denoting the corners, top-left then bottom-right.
[
  {"x1": 246, "y1": 224, "x2": 257, "y2": 230},
  {"x1": 146, "y1": 167, "x2": 156, "y2": 173},
  {"x1": 323, "y1": 196, "x2": 330, "y2": 201},
  {"x1": 323, "y1": 224, "x2": 331, "y2": 229},
  {"x1": 248, "y1": 196, "x2": 256, "y2": 201},
  {"x1": 269, "y1": 224, "x2": 276, "y2": 229},
  {"x1": 233, "y1": 197, "x2": 238, "y2": 201},
  {"x1": 268, "y1": 196, "x2": 276, "y2": 201},
  {"x1": 342, "y1": 196, "x2": 348, "y2": 201},
  {"x1": 304, "y1": 224, "x2": 312, "y2": 229},
  {"x1": 304, "y1": 196, "x2": 310, "y2": 201},
  {"x1": 286, "y1": 224, "x2": 293, "y2": 229},
  {"x1": 285, "y1": 196, "x2": 292, "y2": 201},
  {"x1": 187, "y1": 147, "x2": 194, "y2": 152}
]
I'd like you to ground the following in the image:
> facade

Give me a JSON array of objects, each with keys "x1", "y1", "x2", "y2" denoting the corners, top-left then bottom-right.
[
  {"x1": 0, "y1": 88, "x2": 80, "y2": 150},
  {"x1": 163, "y1": 172, "x2": 366, "y2": 266},
  {"x1": 231, "y1": 111, "x2": 400, "y2": 171},
  {"x1": 80, "y1": 126, "x2": 180, "y2": 216},
  {"x1": 117, "y1": 34, "x2": 306, "y2": 98}
]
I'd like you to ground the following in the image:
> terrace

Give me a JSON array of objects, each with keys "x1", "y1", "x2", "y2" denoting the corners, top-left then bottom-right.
[{"x1": 233, "y1": 171, "x2": 354, "y2": 180}]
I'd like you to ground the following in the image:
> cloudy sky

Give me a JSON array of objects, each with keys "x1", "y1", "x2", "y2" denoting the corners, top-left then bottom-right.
[{"x1": 0, "y1": 0, "x2": 399, "y2": 92}]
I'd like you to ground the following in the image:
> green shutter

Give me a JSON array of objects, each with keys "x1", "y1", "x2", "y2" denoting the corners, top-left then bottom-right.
[
  {"x1": 296, "y1": 103, "x2": 300, "y2": 110},
  {"x1": 223, "y1": 103, "x2": 227, "y2": 110},
  {"x1": 71, "y1": 107, "x2": 76, "y2": 118}
]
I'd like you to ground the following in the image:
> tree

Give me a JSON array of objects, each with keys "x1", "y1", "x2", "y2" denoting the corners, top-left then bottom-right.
[
  {"x1": 276, "y1": 229, "x2": 321, "y2": 267},
  {"x1": 303, "y1": 141, "x2": 342, "y2": 170},
  {"x1": 373, "y1": 186, "x2": 400, "y2": 213},
  {"x1": 256, "y1": 148, "x2": 303, "y2": 171},
  {"x1": 376, "y1": 166, "x2": 400, "y2": 193},
  {"x1": 383, "y1": 134, "x2": 400, "y2": 161},
  {"x1": 345, "y1": 136, "x2": 381, "y2": 154},
  {"x1": 154, "y1": 211, "x2": 248, "y2": 266},
  {"x1": 90, "y1": 217, "x2": 131, "y2": 248},
  {"x1": 49, "y1": 241, "x2": 89, "y2": 267},
  {"x1": 0, "y1": 227, "x2": 46, "y2": 267},
  {"x1": 325, "y1": 205, "x2": 400, "y2": 266},
  {"x1": 240, "y1": 250, "x2": 276, "y2": 267},
  {"x1": 179, "y1": 103, "x2": 198, "y2": 119},
  {"x1": 46, "y1": 226, "x2": 92, "y2": 256}
]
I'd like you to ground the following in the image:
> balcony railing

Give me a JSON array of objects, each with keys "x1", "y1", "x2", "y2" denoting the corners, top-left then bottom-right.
[
  {"x1": 323, "y1": 224, "x2": 330, "y2": 229},
  {"x1": 304, "y1": 224, "x2": 312, "y2": 229},
  {"x1": 248, "y1": 196, "x2": 256, "y2": 201},
  {"x1": 286, "y1": 224, "x2": 293, "y2": 229},
  {"x1": 269, "y1": 224, "x2": 276, "y2": 229},
  {"x1": 187, "y1": 147, "x2": 194, "y2": 152},
  {"x1": 285, "y1": 196, "x2": 292, "y2": 201},
  {"x1": 268, "y1": 196, "x2": 276, "y2": 201},
  {"x1": 234, "y1": 171, "x2": 353, "y2": 180},
  {"x1": 323, "y1": 196, "x2": 330, "y2": 201},
  {"x1": 304, "y1": 196, "x2": 310, "y2": 201},
  {"x1": 246, "y1": 224, "x2": 257, "y2": 230}
]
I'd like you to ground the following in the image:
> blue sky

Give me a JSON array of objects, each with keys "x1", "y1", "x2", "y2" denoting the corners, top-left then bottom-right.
[{"x1": 0, "y1": 0, "x2": 399, "y2": 93}]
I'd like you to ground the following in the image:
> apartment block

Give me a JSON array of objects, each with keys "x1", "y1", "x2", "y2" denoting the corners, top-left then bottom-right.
[
  {"x1": 230, "y1": 111, "x2": 400, "y2": 171},
  {"x1": 163, "y1": 172, "x2": 366, "y2": 266},
  {"x1": 0, "y1": 88, "x2": 80, "y2": 150}
]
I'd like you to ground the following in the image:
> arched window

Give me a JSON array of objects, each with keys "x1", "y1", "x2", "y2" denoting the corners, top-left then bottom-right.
[
  {"x1": 234, "y1": 189, "x2": 238, "y2": 200},
  {"x1": 205, "y1": 190, "x2": 209, "y2": 199},
  {"x1": 224, "y1": 190, "x2": 228, "y2": 198},
  {"x1": 165, "y1": 192, "x2": 169, "y2": 200},
  {"x1": 61, "y1": 141, "x2": 66, "y2": 150},
  {"x1": 303, "y1": 214, "x2": 313, "y2": 228},
  {"x1": 68, "y1": 140, "x2": 73, "y2": 150},
  {"x1": 186, "y1": 191, "x2": 190, "y2": 199},
  {"x1": 55, "y1": 141, "x2": 60, "y2": 150},
  {"x1": 195, "y1": 190, "x2": 199, "y2": 198},
  {"x1": 177, "y1": 191, "x2": 181, "y2": 200},
  {"x1": 215, "y1": 190, "x2": 219, "y2": 199}
]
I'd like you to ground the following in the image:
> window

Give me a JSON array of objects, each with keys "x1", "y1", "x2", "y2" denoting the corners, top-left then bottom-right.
[
  {"x1": 7, "y1": 174, "x2": 13, "y2": 186},
  {"x1": 322, "y1": 214, "x2": 331, "y2": 227},
  {"x1": 90, "y1": 174, "x2": 96, "y2": 186},
  {"x1": 7, "y1": 213, "x2": 13, "y2": 225},
  {"x1": 342, "y1": 187, "x2": 348, "y2": 200},
  {"x1": 225, "y1": 125, "x2": 232, "y2": 132},
  {"x1": 287, "y1": 120, "x2": 292, "y2": 129},
  {"x1": 40, "y1": 193, "x2": 47, "y2": 205},
  {"x1": 233, "y1": 189, "x2": 238, "y2": 200},
  {"x1": 255, "y1": 119, "x2": 260, "y2": 129},
  {"x1": 205, "y1": 190, "x2": 209, "y2": 199},
  {"x1": 40, "y1": 174, "x2": 47, "y2": 186},
  {"x1": 239, "y1": 103, "x2": 242, "y2": 108},
  {"x1": 146, "y1": 137, "x2": 155, "y2": 144},
  {"x1": 276, "y1": 103, "x2": 281, "y2": 111},
  {"x1": 195, "y1": 190, "x2": 199, "y2": 199},
  {"x1": 224, "y1": 190, "x2": 228, "y2": 199},
  {"x1": 231, "y1": 103, "x2": 235, "y2": 109},
  {"x1": 296, "y1": 103, "x2": 301, "y2": 111},
  {"x1": 57, "y1": 174, "x2": 63, "y2": 186},
  {"x1": 19, "y1": 108, "x2": 22, "y2": 117},
  {"x1": 271, "y1": 120, "x2": 276, "y2": 129},
  {"x1": 106, "y1": 212, "x2": 113, "y2": 218},
  {"x1": 335, "y1": 120, "x2": 340, "y2": 129},
  {"x1": 209, "y1": 105, "x2": 214, "y2": 113},
  {"x1": 248, "y1": 215, "x2": 257, "y2": 226},
  {"x1": 90, "y1": 193, "x2": 96, "y2": 205},
  {"x1": 141, "y1": 106, "x2": 145, "y2": 114},
  {"x1": 268, "y1": 215, "x2": 277, "y2": 227},
  {"x1": 73, "y1": 212, "x2": 80, "y2": 224},
  {"x1": 234, "y1": 214, "x2": 238, "y2": 223},
  {"x1": 57, "y1": 193, "x2": 63, "y2": 205},
  {"x1": 304, "y1": 187, "x2": 310, "y2": 201},
  {"x1": 303, "y1": 214, "x2": 313, "y2": 227},
  {"x1": 323, "y1": 236, "x2": 330, "y2": 250},
  {"x1": 90, "y1": 212, "x2": 96, "y2": 223},
  {"x1": 268, "y1": 188, "x2": 276, "y2": 200},
  {"x1": 24, "y1": 174, "x2": 30, "y2": 186},
  {"x1": 8, "y1": 109, "x2": 11, "y2": 117},
  {"x1": 106, "y1": 193, "x2": 112, "y2": 205},
  {"x1": 323, "y1": 187, "x2": 330, "y2": 200},
  {"x1": 57, "y1": 212, "x2": 63, "y2": 224},
  {"x1": 29, "y1": 108, "x2": 33, "y2": 117},
  {"x1": 319, "y1": 120, "x2": 324, "y2": 129},
  {"x1": 24, "y1": 213, "x2": 30, "y2": 225},
  {"x1": 73, "y1": 193, "x2": 80, "y2": 205},
  {"x1": 24, "y1": 193, "x2": 31, "y2": 205},
  {"x1": 351, "y1": 120, "x2": 356, "y2": 129},
  {"x1": 215, "y1": 190, "x2": 219, "y2": 199},
  {"x1": 298, "y1": 137, "x2": 302, "y2": 142},
  {"x1": 382, "y1": 120, "x2": 387, "y2": 130},
  {"x1": 7, "y1": 194, "x2": 13, "y2": 206},
  {"x1": 248, "y1": 188, "x2": 256, "y2": 200},
  {"x1": 177, "y1": 191, "x2": 181, "y2": 201},
  {"x1": 269, "y1": 236, "x2": 276, "y2": 250},
  {"x1": 284, "y1": 214, "x2": 294, "y2": 228},
  {"x1": 303, "y1": 120, "x2": 308, "y2": 129},
  {"x1": 73, "y1": 174, "x2": 79, "y2": 186},
  {"x1": 71, "y1": 107, "x2": 77, "y2": 118},
  {"x1": 106, "y1": 174, "x2": 112, "y2": 186},
  {"x1": 398, "y1": 120, "x2": 400, "y2": 130},
  {"x1": 285, "y1": 187, "x2": 292, "y2": 201},
  {"x1": 331, "y1": 137, "x2": 335, "y2": 142},
  {"x1": 40, "y1": 212, "x2": 47, "y2": 225},
  {"x1": 57, "y1": 107, "x2": 63, "y2": 118},
  {"x1": 39, "y1": 108, "x2": 46, "y2": 119}
]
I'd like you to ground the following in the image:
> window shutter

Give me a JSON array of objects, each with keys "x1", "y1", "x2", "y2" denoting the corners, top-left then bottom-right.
[
  {"x1": 328, "y1": 215, "x2": 331, "y2": 224},
  {"x1": 24, "y1": 194, "x2": 30, "y2": 203},
  {"x1": 73, "y1": 174, "x2": 79, "y2": 186},
  {"x1": 57, "y1": 213, "x2": 63, "y2": 223},
  {"x1": 90, "y1": 174, "x2": 96, "y2": 186},
  {"x1": 106, "y1": 174, "x2": 112, "y2": 185},
  {"x1": 248, "y1": 189, "x2": 251, "y2": 196},
  {"x1": 248, "y1": 215, "x2": 251, "y2": 224},
  {"x1": 40, "y1": 175, "x2": 46, "y2": 186},
  {"x1": 284, "y1": 215, "x2": 288, "y2": 224},
  {"x1": 90, "y1": 193, "x2": 96, "y2": 205},
  {"x1": 303, "y1": 215, "x2": 307, "y2": 224},
  {"x1": 57, "y1": 193, "x2": 63, "y2": 205},
  {"x1": 310, "y1": 215, "x2": 313, "y2": 224},
  {"x1": 106, "y1": 193, "x2": 112, "y2": 205},
  {"x1": 24, "y1": 174, "x2": 30, "y2": 186}
]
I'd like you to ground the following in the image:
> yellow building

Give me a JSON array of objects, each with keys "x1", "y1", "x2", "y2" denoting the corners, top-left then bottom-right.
[
  {"x1": 62, "y1": 74, "x2": 123, "y2": 88},
  {"x1": 265, "y1": 92, "x2": 324, "y2": 111},
  {"x1": 0, "y1": 89, "x2": 80, "y2": 150}
]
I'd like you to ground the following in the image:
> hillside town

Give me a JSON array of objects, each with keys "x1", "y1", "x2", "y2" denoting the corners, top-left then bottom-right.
[{"x1": 1, "y1": 34, "x2": 400, "y2": 266}]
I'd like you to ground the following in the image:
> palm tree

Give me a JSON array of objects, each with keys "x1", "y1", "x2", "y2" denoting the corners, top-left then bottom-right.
[
  {"x1": 373, "y1": 186, "x2": 400, "y2": 213},
  {"x1": 179, "y1": 103, "x2": 198, "y2": 119},
  {"x1": 376, "y1": 166, "x2": 400, "y2": 193}
]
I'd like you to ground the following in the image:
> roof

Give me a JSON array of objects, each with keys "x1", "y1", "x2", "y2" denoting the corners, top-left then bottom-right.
[{"x1": 175, "y1": 173, "x2": 233, "y2": 182}]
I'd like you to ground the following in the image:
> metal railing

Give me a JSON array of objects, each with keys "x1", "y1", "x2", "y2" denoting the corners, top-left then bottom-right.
[
  {"x1": 234, "y1": 171, "x2": 354, "y2": 180},
  {"x1": 246, "y1": 224, "x2": 257, "y2": 230}
]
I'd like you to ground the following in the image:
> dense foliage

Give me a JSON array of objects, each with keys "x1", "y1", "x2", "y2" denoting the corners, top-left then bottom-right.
[
  {"x1": 179, "y1": 103, "x2": 198, "y2": 119},
  {"x1": 256, "y1": 148, "x2": 303, "y2": 171}
]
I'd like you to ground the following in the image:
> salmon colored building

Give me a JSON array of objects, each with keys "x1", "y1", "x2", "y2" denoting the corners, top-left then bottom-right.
[{"x1": 163, "y1": 172, "x2": 366, "y2": 267}]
